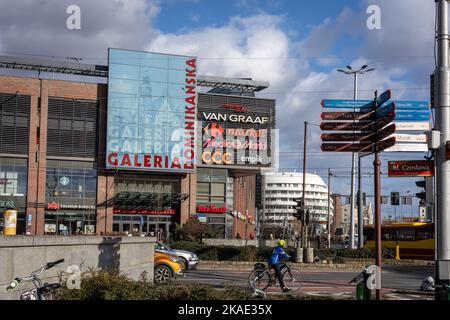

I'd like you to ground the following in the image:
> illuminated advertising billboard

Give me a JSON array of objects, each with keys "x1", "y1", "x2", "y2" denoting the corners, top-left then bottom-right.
[
  {"x1": 198, "y1": 93, "x2": 275, "y2": 168},
  {"x1": 106, "y1": 49, "x2": 197, "y2": 173}
]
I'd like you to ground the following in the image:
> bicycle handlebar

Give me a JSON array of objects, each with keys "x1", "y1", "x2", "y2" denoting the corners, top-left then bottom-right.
[{"x1": 46, "y1": 259, "x2": 65, "y2": 269}]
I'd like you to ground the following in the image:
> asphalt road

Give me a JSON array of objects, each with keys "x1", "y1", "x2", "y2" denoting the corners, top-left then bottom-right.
[{"x1": 179, "y1": 265, "x2": 435, "y2": 292}]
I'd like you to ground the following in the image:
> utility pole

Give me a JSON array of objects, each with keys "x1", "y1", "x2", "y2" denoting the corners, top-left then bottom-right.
[
  {"x1": 337, "y1": 65, "x2": 374, "y2": 249},
  {"x1": 327, "y1": 168, "x2": 333, "y2": 248},
  {"x1": 302, "y1": 121, "x2": 308, "y2": 248},
  {"x1": 434, "y1": 0, "x2": 450, "y2": 300}
]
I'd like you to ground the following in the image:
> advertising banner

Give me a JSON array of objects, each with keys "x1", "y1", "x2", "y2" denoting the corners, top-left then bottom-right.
[
  {"x1": 106, "y1": 49, "x2": 197, "y2": 173},
  {"x1": 198, "y1": 94, "x2": 275, "y2": 168},
  {"x1": 3, "y1": 209, "x2": 17, "y2": 235}
]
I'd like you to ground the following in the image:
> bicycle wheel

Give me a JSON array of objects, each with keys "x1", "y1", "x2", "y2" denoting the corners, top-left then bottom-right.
[
  {"x1": 249, "y1": 269, "x2": 271, "y2": 291},
  {"x1": 281, "y1": 266, "x2": 301, "y2": 290}
]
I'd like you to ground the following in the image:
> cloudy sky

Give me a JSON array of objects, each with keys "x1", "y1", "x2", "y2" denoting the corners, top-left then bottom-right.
[{"x1": 0, "y1": 0, "x2": 437, "y2": 218}]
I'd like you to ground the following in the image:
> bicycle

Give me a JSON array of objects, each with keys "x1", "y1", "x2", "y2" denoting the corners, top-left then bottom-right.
[
  {"x1": 7, "y1": 259, "x2": 65, "y2": 300},
  {"x1": 248, "y1": 259, "x2": 301, "y2": 292}
]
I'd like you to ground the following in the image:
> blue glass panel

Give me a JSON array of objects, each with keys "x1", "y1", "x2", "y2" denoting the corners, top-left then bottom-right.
[
  {"x1": 109, "y1": 49, "x2": 140, "y2": 66},
  {"x1": 168, "y1": 83, "x2": 186, "y2": 98},
  {"x1": 140, "y1": 53, "x2": 169, "y2": 69},
  {"x1": 168, "y1": 69, "x2": 186, "y2": 85},
  {"x1": 109, "y1": 63, "x2": 140, "y2": 80},
  {"x1": 109, "y1": 78, "x2": 139, "y2": 95},
  {"x1": 140, "y1": 82, "x2": 168, "y2": 97},
  {"x1": 140, "y1": 66, "x2": 168, "y2": 83}
]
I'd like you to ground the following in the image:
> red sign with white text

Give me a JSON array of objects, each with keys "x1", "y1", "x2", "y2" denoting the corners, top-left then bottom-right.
[{"x1": 388, "y1": 160, "x2": 434, "y2": 177}]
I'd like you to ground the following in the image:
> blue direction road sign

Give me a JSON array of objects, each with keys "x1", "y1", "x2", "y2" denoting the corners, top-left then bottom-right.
[
  {"x1": 394, "y1": 101, "x2": 429, "y2": 110},
  {"x1": 395, "y1": 110, "x2": 431, "y2": 121},
  {"x1": 377, "y1": 90, "x2": 391, "y2": 106},
  {"x1": 321, "y1": 99, "x2": 373, "y2": 108},
  {"x1": 376, "y1": 102, "x2": 395, "y2": 118},
  {"x1": 322, "y1": 99, "x2": 429, "y2": 110}
]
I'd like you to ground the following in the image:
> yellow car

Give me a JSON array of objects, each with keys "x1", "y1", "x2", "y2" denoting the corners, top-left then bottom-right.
[{"x1": 154, "y1": 251, "x2": 184, "y2": 284}]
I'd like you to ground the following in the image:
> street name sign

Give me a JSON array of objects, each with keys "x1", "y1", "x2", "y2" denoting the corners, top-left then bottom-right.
[
  {"x1": 393, "y1": 133, "x2": 427, "y2": 143},
  {"x1": 394, "y1": 122, "x2": 431, "y2": 131},
  {"x1": 320, "y1": 113, "x2": 394, "y2": 131},
  {"x1": 321, "y1": 123, "x2": 396, "y2": 142},
  {"x1": 384, "y1": 143, "x2": 428, "y2": 152},
  {"x1": 395, "y1": 110, "x2": 431, "y2": 121},
  {"x1": 359, "y1": 136, "x2": 397, "y2": 153},
  {"x1": 321, "y1": 142, "x2": 373, "y2": 152},
  {"x1": 322, "y1": 99, "x2": 429, "y2": 110},
  {"x1": 388, "y1": 160, "x2": 434, "y2": 177},
  {"x1": 321, "y1": 111, "x2": 374, "y2": 121}
]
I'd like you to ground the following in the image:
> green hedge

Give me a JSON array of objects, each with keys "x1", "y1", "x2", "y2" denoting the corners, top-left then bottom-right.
[
  {"x1": 56, "y1": 270, "x2": 253, "y2": 300},
  {"x1": 314, "y1": 247, "x2": 395, "y2": 262},
  {"x1": 169, "y1": 241, "x2": 394, "y2": 262}
]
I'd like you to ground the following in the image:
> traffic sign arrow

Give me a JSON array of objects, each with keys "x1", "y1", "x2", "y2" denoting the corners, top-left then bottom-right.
[
  {"x1": 359, "y1": 136, "x2": 397, "y2": 153},
  {"x1": 320, "y1": 113, "x2": 395, "y2": 131},
  {"x1": 395, "y1": 122, "x2": 431, "y2": 131},
  {"x1": 321, "y1": 99, "x2": 374, "y2": 109},
  {"x1": 393, "y1": 133, "x2": 427, "y2": 143},
  {"x1": 320, "y1": 111, "x2": 374, "y2": 121},
  {"x1": 321, "y1": 123, "x2": 396, "y2": 142},
  {"x1": 394, "y1": 101, "x2": 429, "y2": 110},
  {"x1": 363, "y1": 123, "x2": 396, "y2": 142},
  {"x1": 376, "y1": 102, "x2": 395, "y2": 119},
  {"x1": 376, "y1": 90, "x2": 392, "y2": 106},
  {"x1": 395, "y1": 110, "x2": 431, "y2": 121},
  {"x1": 321, "y1": 142, "x2": 373, "y2": 152},
  {"x1": 383, "y1": 143, "x2": 429, "y2": 152},
  {"x1": 322, "y1": 99, "x2": 429, "y2": 110}
]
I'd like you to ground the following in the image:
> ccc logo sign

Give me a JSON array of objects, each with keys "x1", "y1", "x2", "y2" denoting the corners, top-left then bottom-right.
[{"x1": 202, "y1": 151, "x2": 232, "y2": 165}]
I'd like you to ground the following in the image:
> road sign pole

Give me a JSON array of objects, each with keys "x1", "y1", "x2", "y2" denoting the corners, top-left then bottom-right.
[
  {"x1": 358, "y1": 155, "x2": 364, "y2": 248},
  {"x1": 327, "y1": 168, "x2": 332, "y2": 249},
  {"x1": 435, "y1": 0, "x2": 450, "y2": 300},
  {"x1": 373, "y1": 91, "x2": 383, "y2": 300}
]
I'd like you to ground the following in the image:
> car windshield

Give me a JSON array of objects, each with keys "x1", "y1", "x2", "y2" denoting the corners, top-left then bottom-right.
[{"x1": 158, "y1": 242, "x2": 170, "y2": 250}]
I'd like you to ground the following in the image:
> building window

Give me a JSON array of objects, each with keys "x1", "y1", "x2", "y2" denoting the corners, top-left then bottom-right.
[
  {"x1": 196, "y1": 168, "x2": 226, "y2": 205},
  {"x1": 0, "y1": 158, "x2": 27, "y2": 196},
  {"x1": 46, "y1": 160, "x2": 97, "y2": 200}
]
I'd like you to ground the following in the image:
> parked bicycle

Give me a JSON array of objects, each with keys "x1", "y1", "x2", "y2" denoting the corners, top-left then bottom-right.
[
  {"x1": 7, "y1": 259, "x2": 65, "y2": 300},
  {"x1": 248, "y1": 259, "x2": 301, "y2": 291}
]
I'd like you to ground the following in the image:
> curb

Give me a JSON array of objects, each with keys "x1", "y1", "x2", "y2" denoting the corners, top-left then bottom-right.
[{"x1": 391, "y1": 289, "x2": 435, "y2": 296}]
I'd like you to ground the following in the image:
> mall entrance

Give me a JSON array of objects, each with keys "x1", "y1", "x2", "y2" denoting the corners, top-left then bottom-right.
[{"x1": 112, "y1": 214, "x2": 173, "y2": 240}]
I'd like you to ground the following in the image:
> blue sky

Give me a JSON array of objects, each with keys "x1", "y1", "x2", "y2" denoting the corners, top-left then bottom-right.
[{"x1": 0, "y1": 0, "x2": 437, "y2": 218}]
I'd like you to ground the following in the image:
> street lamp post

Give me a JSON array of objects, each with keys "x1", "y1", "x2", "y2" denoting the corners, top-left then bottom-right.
[{"x1": 337, "y1": 65, "x2": 375, "y2": 249}]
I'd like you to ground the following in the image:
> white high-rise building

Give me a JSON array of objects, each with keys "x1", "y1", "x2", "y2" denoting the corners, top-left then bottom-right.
[{"x1": 261, "y1": 172, "x2": 333, "y2": 231}]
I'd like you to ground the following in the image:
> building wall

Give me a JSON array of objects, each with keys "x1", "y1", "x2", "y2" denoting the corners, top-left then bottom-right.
[
  {"x1": 262, "y1": 172, "x2": 332, "y2": 228},
  {"x1": 0, "y1": 235, "x2": 155, "y2": 300},
  {"x1": 0, "y1": 75, "x2": 194, "y2": 236},
  {"x1": 232, "y1": 174, "x2": 256, "y2": 239}
]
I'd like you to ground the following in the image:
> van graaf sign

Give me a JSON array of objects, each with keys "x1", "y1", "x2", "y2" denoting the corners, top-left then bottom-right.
[
  {"x1": 201, "y1": 122, "x2": 272, "y2": 166},
  {"x1": 106, "y1": 49, "x2": 197, "y2": 173}
]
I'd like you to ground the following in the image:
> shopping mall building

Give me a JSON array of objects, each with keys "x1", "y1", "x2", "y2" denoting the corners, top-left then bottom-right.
[{"x1": 0, "y1": 49, "x2": 276, "y2": 238}]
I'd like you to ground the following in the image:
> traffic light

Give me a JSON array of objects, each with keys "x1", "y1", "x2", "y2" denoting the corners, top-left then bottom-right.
[
  {"x1": 415, "y1": 177, "x2": 434, "y2": 204},
  {"x1": 293, "y1": 198, "x2": 304, "y2": 222},
  {"x1": 391, "y1": 192, "x2": 400, "y2": 206},
  {"x1": 305, "y1": 209, "x2": 310, "y2": 225}
]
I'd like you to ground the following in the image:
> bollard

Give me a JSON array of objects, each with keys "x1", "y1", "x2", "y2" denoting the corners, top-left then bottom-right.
[
  {"x1": 395, "y1": 244, "x2": 401, "y2": 260},
  {"x1": 304, "y1": 247, "x2": 314, "y2": 263},
  {"x1": 296, "y1": 247, "x2": 304, "y2": 263}
]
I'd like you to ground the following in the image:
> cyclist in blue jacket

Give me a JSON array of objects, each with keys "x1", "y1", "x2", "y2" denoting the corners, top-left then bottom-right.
[{"x1": 268, "y1": 239, "x2": 291, "y2": 292}]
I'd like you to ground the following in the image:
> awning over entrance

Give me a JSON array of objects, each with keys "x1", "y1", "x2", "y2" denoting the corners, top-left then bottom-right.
[{"x1": 113, "y1": 192, "x2": 188, "y2": 209}]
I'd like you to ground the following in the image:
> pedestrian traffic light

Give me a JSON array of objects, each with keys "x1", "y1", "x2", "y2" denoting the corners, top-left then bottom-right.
[{"x1": 390, "y1": 192, "x2": 400, "y2": 206}]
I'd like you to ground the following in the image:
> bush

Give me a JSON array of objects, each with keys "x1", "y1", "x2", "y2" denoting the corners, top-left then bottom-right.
[
  {"x1": 169, "y1": 241, "x2": 296, "y2": 262},
  {"x1": 313, "y1": 247, "x2": 395, "y2": 262},
  {"x1": 56, "y1": 270, "x2": 253, "y2": 300},
  {"x1": 172, "y1": 218, "x2": 215, "y2": 242}
]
